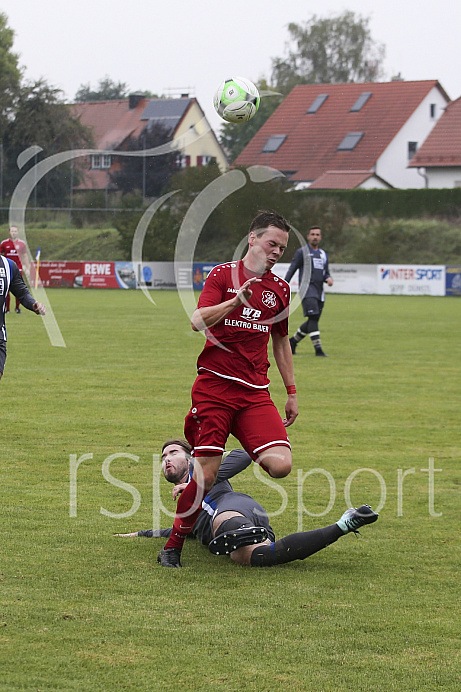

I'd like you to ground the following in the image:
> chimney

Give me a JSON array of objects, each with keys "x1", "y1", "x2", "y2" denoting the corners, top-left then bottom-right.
[{"x1": 129, "y1": 93, "x2": 145, "y2": 109}]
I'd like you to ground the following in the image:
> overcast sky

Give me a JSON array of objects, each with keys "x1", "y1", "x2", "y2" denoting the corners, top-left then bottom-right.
[{"x1": 1, "y1": 0, "x2": 459, "y2": 133}]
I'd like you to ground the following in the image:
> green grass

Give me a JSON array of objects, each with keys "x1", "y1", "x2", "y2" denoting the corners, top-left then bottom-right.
[{"x1": 1, "y1": 291, "x2": 460, "y2": 691}]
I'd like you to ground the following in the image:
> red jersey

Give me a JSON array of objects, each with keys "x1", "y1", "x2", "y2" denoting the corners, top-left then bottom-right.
[
  {"x1": 196, "y1": 260, "x2": 291, "y2": 388},
  {"x1": 0, "y1": 238, "x2": 27, "y2": 271}
]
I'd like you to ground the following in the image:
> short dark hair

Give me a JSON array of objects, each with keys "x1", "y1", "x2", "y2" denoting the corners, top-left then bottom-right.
[
  {"x1": 161, "y1": 438, "x2": 192, "y2": 456},
  {"x1": 308, "y1": 226, "x2": 321, "y2": 232},
  {"x1": 249, "y1": 210, "x2": 291, "y2": 236}
]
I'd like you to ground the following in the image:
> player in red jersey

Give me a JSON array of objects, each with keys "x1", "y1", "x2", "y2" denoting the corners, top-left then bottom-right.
[
  {"x1": 158, "y1": 210, "x2": 298, "y2": 567},
  {"x1": 0, "y1": 226, "x2": 30, "y2": 314}
]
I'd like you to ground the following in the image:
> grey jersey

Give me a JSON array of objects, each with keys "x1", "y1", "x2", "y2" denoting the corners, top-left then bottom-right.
[{"x1": 285, "y1": 245, "x2": 330, "y2": 302}]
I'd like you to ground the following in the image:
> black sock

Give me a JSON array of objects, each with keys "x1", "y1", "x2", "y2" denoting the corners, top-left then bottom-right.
[
  {"x1": 309, "y1": 331, "x2": 322, "y2": 350},
  {"x1": 250, "y1": 524, "x2": 343, "y2": 566}
]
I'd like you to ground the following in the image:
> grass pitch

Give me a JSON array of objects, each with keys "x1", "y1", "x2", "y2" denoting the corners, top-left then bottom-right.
[{"x1": 1, "y1": 289, "x2": 459, "y2": 691}]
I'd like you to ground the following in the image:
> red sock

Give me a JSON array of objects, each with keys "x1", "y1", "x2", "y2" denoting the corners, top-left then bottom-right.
[{"x1": 164, "y1": 477, "x2": 206, "y2": 551}]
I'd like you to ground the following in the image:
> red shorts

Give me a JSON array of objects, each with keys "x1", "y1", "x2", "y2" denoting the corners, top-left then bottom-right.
[{"x1": 184, "y1": 371, "x2": 290, "y2": 460}]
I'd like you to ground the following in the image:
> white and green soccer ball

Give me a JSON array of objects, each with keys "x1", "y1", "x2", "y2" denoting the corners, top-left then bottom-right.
[{"x1": 213, "y1": 77, "x2": 260, "y2": 123}]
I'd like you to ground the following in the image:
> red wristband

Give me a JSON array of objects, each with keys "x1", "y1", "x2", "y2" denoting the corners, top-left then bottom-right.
[{"x1": 286, "y1": 385, "x2": 297, "y2": 395}]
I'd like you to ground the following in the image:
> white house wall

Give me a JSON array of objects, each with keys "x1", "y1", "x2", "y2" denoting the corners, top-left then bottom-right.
[
  {"x1": 375, "y1": 87, "x2": 449, "y2": 189},
  {"x1": 426, "y1": 167, "x2": 461, "y2": 188}
]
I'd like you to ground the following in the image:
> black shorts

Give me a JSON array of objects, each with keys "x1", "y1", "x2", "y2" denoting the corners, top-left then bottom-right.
[
  {"x1": 0, "y1": 340, "x2": 6, "y2": 374},
  {"x1": 302, "y1": 297, "x2": 324, "y2": 319},
  {"x1": 214, "y1": 491, "x2": 276, "y2": 542}
]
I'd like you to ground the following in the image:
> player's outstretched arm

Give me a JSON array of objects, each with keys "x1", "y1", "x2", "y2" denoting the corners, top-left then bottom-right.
[{"x1": 114, "y1": 529, "x2": 172, "y2": 538}]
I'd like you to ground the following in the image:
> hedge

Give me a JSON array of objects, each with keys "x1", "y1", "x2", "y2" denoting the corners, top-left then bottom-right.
[{"x1": 294, "y1": 188, "x2": 461, "y2": 219}]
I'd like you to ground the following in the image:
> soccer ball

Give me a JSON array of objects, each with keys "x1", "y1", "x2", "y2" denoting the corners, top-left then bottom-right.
[{"x1": 213, "y1": 77, "x2": 260, "y2": 123}]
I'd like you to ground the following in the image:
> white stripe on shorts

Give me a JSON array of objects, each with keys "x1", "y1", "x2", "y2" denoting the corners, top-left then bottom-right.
[{"x1": 253, "y1": 440, "x2": 291, "y2": 454}]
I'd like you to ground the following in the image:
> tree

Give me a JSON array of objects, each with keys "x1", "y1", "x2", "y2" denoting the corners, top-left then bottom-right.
[
  {"x1": 219, "y1": 79, "x2": 283, "y2": 163},
  {"x1": 0, "y1": 12, "x2": 22, "y2": 139},
  {"x1": 109, "y1": 122, "x2": 180, "y2": 198},
  {"x1": 271, "y1": 11, "x2": 385, "y2": 93},
  {"x1": 74, "y1": 76, "x2": 129, "y2": 102},
  {"x1": 3, "y1": 80, "x2": 93, "y2": 204}
]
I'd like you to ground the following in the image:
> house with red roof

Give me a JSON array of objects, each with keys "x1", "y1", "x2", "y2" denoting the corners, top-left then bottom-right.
[
  {"x1": 71, "y1": 93, "x2": 227, "y2": 191},
  {"x1": 408, "y1": 96, "x2": 461, "y2": 188},
  {"x1": 234, "y1": 80, "x2": 450, "y2": 190}
]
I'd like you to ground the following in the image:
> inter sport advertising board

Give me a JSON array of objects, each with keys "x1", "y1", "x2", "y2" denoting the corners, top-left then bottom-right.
[{"x1": 377, "y1": 265, "x2": 445, "y2": 296}]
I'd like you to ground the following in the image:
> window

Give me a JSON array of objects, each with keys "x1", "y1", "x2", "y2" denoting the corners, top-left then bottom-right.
[
  {"x1": 177, "y1": 154, "x2": 191, "y2": 168},
  {"x1": 307, "y1": 94, "x2": 328, "y2": 113},
  {"x1": 197, "y1": 155, "x2": 215, "y2": 166},
  {"x1": 337, "y1": 132, "x2": 363, "y2": 151},
  {"x1": 91, "y1": 154, "x2": 111, "y2": 169},
  {"x1": 408, "y1": 142, "x2": 418, "y2": 160},
  {"x1": 350, "y1": 92, "x2": 372, "y2": 112},
  {"x1": 430, "y1": 103, "x2": 436, "y2": 119},
  {"x1": 262, "y1": 135, "x2": 286, "y2": 153}
]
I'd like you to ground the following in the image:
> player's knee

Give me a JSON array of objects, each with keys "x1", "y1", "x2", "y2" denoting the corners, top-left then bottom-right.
[
  {"x1": 269, "y1": 459, "x2": 292, "y2": 478},
  {"x1": 258, "y1": 448, "x2": 292, "y2": 478}
]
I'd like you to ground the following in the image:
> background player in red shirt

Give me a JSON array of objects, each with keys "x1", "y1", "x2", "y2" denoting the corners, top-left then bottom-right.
[
  {"x1": 158, "y1": 210, "x2": 298, "y2": 567},
  {"x1": 0, "y1": 226, "x2": 30, "y2": 314}
]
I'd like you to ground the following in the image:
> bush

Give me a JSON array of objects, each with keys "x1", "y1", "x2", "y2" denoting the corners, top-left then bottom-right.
[{"x1": 295, "y1": 188, "x2": 461, "y2": 219}]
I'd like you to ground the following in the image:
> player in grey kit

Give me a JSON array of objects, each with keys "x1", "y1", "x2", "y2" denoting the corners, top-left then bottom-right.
[
  {"x1": 115, "y1": 439, "x2": 379, "y2": 567},
  {"x1": 285, "y1": 226, "x2": 333, "y2": 357},
  {"x1": 0, "y1": 255, "x2": 46, "y2": 383}
]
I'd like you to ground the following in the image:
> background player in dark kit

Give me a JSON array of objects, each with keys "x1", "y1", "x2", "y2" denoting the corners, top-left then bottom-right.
[
  {"x1": 159, "y1": 210, "x2": 298, "y2": 567},
  {"x1": 116, "y1": 440, "x2": 379, "y2": 567},
  {"x1": 285, "y1": 226, "x2": 334, "y2": 357}
]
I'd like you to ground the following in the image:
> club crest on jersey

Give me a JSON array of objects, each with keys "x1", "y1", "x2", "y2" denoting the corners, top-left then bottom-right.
[{"x1": 261, "y1": 290, "x2": 277, "y2": 308}]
